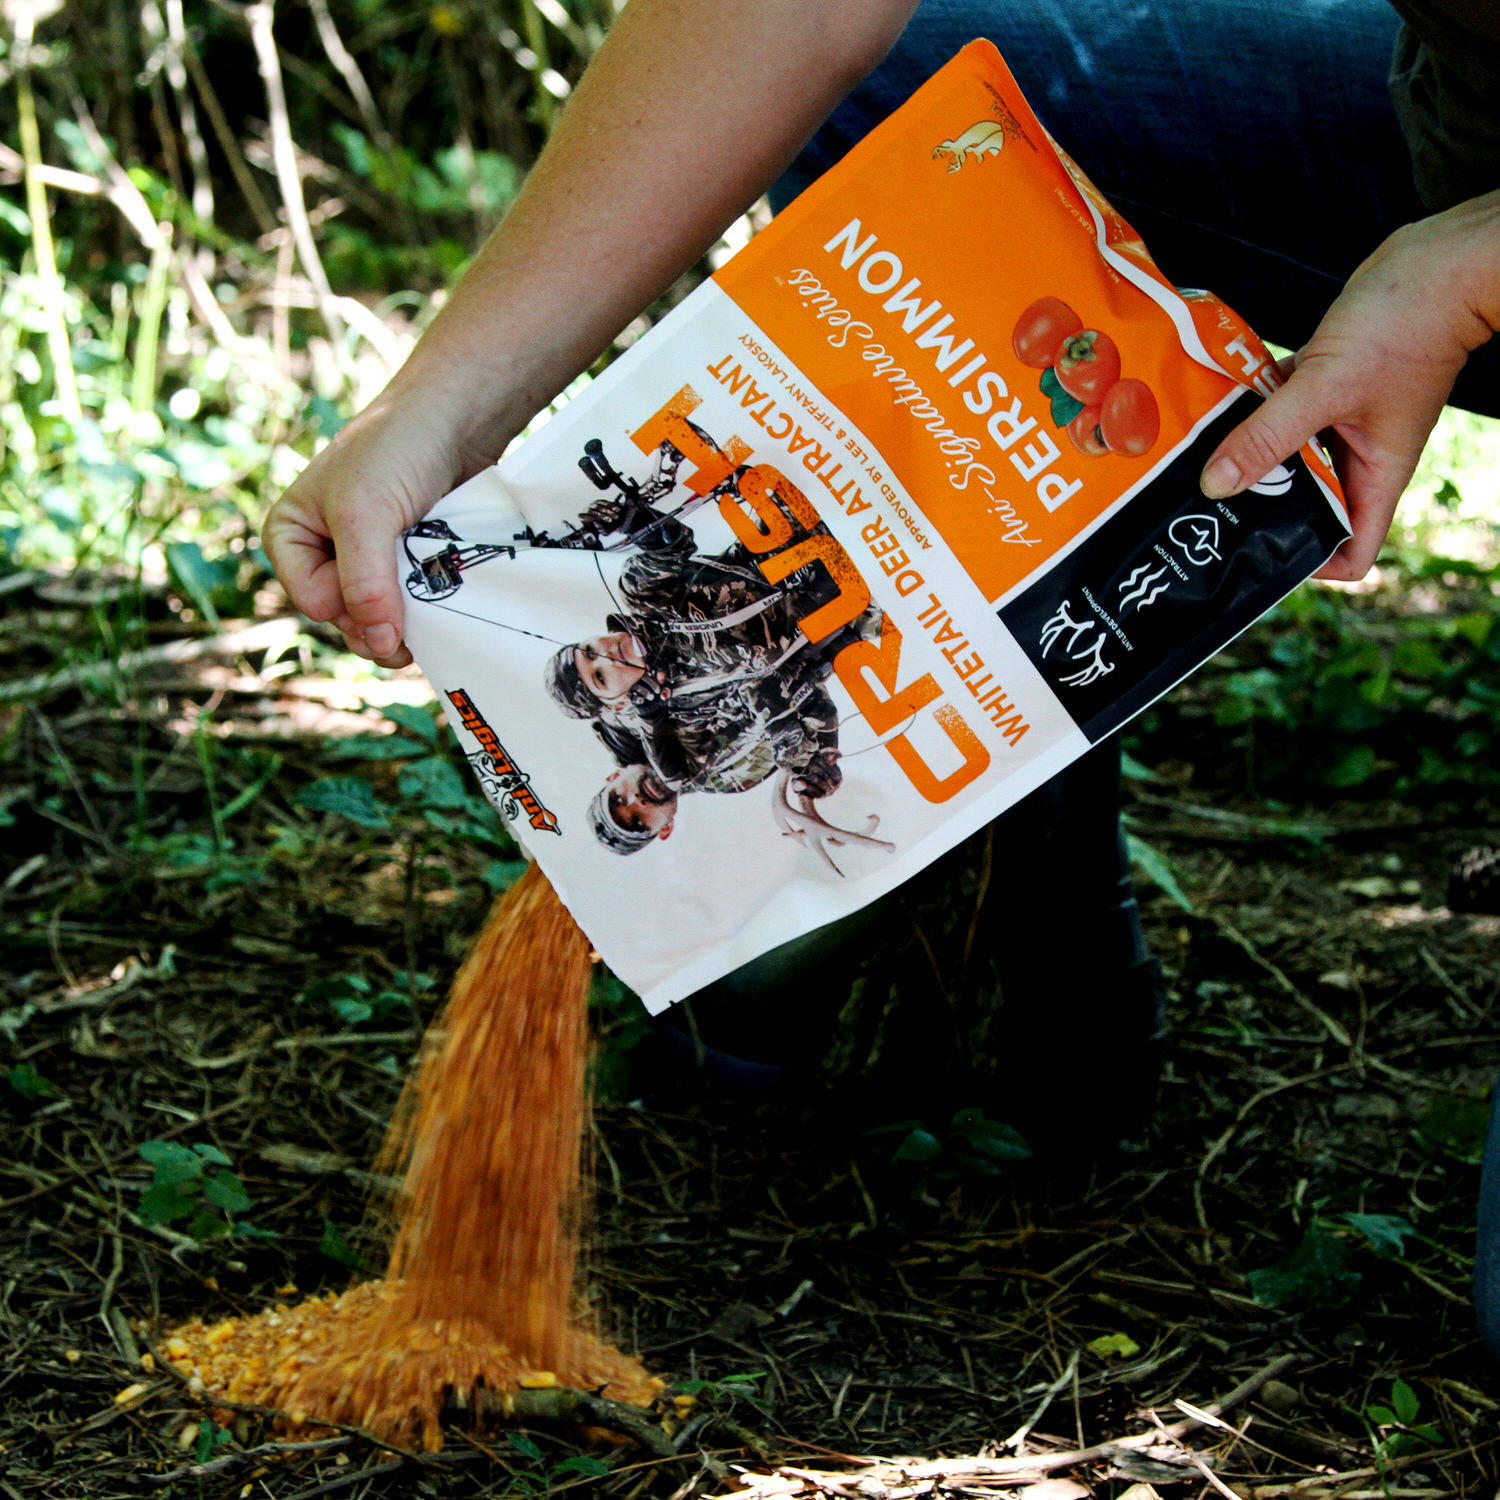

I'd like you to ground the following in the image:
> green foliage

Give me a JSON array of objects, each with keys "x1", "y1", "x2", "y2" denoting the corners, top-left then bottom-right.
[
  {"x1": 301, "y1": 703, "x2": 516, "y2": 858},
  {"x1": 1124, "y1": 828, "x2": 1195, "y2": 912},
  {"x1": 136, "y1": 1139, "x2": 270, "y2": 1243},
  {"x1": 5, "y1": 1062, "x2": 56, "y2": 1100},
  {"x1": 295, "y1": 775, "x2": 392, "y2": 829},
  {"x1": 675, "y1": 1371, "x2": 770, "y2": 1411},
  {"x1": 1246, "y1": 1226, "x2": 1361, "y2": 1310},
  {"x1": 503, "y1": 1432, "x2": 612, "y2": 1495},
  {"x1": 1246, "y1": 1211, "x2": 1416, "y2": 1310},
  {"x1": 589, "y1": 971, "x2": 655, "y2": 1103},
  {"x1": 1416, "y1": 1092, "x2": 1490, "y2": 1166},
  {"x1": 1134, "y1": 534, "x2": 1500, "y2": 797},
  {"x1": 318, "y1": 1219, "x2": 380, "y2": 1274},
  {"x1": 193, "y1": 1418, "x2": 233, "y2": 1465},
  {"x1": 1360, "y1": 1378, "x2": 1443, "y2": 1465},
  {"x1": 871, "y1": 1106, "x2": 1032, "y2": 1195},
  {"x1": 300, "y1": 968, "x2": 434, "y2": 1027}
]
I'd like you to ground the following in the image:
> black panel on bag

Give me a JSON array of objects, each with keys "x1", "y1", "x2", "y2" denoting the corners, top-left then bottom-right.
[{"x1": 998, "y1": 391, "x2": 1351, "y2": 744}]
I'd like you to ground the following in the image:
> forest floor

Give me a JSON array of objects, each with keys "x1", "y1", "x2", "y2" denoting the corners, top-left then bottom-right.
[{"x1": 2, "y1": 571, "x2": 1499, "y2": 1500}]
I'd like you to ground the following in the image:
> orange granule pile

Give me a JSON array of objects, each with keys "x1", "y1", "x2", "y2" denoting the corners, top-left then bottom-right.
[{"x1": 165, "y1": 864, "x2": 661, "y2": 1448}]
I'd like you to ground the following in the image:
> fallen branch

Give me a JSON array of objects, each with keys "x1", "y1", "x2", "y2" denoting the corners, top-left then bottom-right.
[
  {"x1": 463, "y1": 1384, "x2": 677, "y2": 1458},
  {"x1": 701, "y1": 1353, "x2": 1301, "y2": 1497}
]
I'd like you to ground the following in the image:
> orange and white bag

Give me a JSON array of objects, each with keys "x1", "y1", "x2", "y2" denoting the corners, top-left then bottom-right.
[{"x1": 401, "y1": 41, "x2": 1349, "y2": 1008}]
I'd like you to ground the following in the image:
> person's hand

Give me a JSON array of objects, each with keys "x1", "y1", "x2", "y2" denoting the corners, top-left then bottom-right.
[
  {"x1": 792, "y1": 747, "x2": 843, "y2": 800},
  {"x1": 1200, "y1": 191, "x2": 1500, "y2": 581},
  {"x1": 262, "y1": 386, "x2": 500, "y2": 668}
]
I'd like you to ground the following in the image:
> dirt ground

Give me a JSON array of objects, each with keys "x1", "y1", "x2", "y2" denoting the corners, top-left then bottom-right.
[{"x1": 3, "y1": 579, "x2": 1499, "y2": 1499}]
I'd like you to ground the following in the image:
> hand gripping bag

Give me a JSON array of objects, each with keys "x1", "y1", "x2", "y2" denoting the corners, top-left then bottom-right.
[{"x1": 398, "y1": 40, "x2": 1350, "y2": 1009}]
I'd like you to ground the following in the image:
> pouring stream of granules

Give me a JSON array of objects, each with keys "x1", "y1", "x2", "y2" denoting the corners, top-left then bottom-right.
[{"x1": 163, "y1": 864, "x2": 660, "y2": 1449}]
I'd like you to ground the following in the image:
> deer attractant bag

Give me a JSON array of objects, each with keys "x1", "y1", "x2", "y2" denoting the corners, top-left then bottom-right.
[{"x1": 400, "y1": 40, "x2": 1350, "y2": 1009}]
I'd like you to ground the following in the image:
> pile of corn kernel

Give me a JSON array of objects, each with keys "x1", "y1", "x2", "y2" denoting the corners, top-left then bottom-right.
[{"x1": 160, "y1": 1279, "x2": 662, "y2": 1447}]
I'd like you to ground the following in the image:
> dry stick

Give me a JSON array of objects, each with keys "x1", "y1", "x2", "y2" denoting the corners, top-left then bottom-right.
[
  {"x1": 1001, "y1": 1349, "x2": 1080, "y2": 1453},
  {"x1": 305, "y1": 0, "x2": 392, "y2": 151},
  {"x1": 244, "y1": 0, "x2": 350, "y2": 366},
  {"x1": 885, "y1": 1353, "x2": 1300, "y2": 1481},
  {"x1": 143, "y1": 1436, "x2": 356, "y2": 1486},
  {"x1": 0, "y1": 618, "x2": 299, "y2": 707},
  {"x1": 1215, "y1": 919, "x2": 1351, "y2": 1047},
  {"x1": 466, "y1": 1386, "x2": 677, "y2": 1458},
  {"x1": 158, "y1": 0, "x2": 215, "y2": 243},
  {"x1": 1193, "y1": 1060, "x2": 1355, "y2": 1235}
]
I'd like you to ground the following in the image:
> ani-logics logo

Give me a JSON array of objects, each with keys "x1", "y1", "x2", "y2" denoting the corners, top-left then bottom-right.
[{"x1": 446, "y1": 688, "x2": 560, "y2": 835}]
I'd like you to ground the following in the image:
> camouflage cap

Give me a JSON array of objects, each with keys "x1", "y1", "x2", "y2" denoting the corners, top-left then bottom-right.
[{"x1": 588, "y1": 783, "x2": 655, "y2": 855}]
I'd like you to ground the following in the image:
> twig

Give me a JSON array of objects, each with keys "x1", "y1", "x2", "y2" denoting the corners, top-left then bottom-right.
[
  {"x1": 1002, "y1": 1349, "x2": 1079, "y2": 1452},
  {"x1": 244, "y1": 0, "x2": 350, "y2": 363},
  {"x1": 873, "y1": 1353, "x2": 1300, "y2": 1481},
  {"x1": 1216, "y1": 920, "x2": 1351, "y2": 1046},
  {"x1": 470, "y1": 1385, "x2": 676, "y2": 1457},
  {"x1": 282, "y1": 1458, "x2": 406, "y2": 1500},
  {"x1": 305, "y1": 0, "x2": 392, "y2": 150},
  {"x1": 144, "y1": 1435, "x2": 355, "y2": 1484}
]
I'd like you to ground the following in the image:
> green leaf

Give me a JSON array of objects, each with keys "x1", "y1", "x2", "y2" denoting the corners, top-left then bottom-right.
[
  {"x1": 1119, "y1": 752, "x2": 1164, "y2": 783},
  {"x1": 1246, "y1": 1228, "x2": 1361, "y2": 1309},
  {"x1": 194, "y1": 1418, "x2": 231, "y2": 1464},
  {"x1": 201, "y1": 1171, "x2": 252, "y2": 1215},
  {"x1": 152, "y1": 1157, "x2": 206, "y2": 1188},
  {"x1": 319, "y1": 1219, "x2": 379, "y2": 1273},
  {"x1": 1321, "y1": 743, "x2": 1378, "y2": 788},
  {"x1": 139, "y1": 1140, "x2": 198, "y2": 1167},
  {"x1": 1367, "y1": 1404, "x2": 1397, "y2": 1426},
  {"x1": 192, "y1": 1143, "x2": 233, "y2": 1167},
  {"x1": 1126, "y1": 832, "x2": 1196, "y2": 913},
  {"x1": 554, "y1": 1456, "x2": 612, "y2": 1478},
  {"x1": 892, "y1": 1128, "x2": 942, "y2": 1163},
  {"x1": 380, "y1": 702, "x2": 439, "y2": 743},
  {"x1": 397, "y1": 756, "x2": 470, "y2": 810},
  {"x1": 950, "y1": 1108, "x2": 1031, "y2": 1161},
  {"x1": 1049, "y1": 388, "x2": 1087, "y2": 429},
  {"x1": 294, "y1": 777, "x2": 391, "y2": 828},
  {"x1": 1417, "y1": 1093, "x2": 1489, "y2": 1164},
  {"x1": 188, "y1": 1208, "x2": 229, "y2": 1241},
  {"x1": 1086, "y1": 1332, "x2": 1140, "y2": 1359},
  {"x1": 0, "y1": 194, "x2": 32, "y2": 237},
  {"x1": 6, "y1": 1062, "x2": 55, "y2": 1099},
  {"x1": 139, "y1": 1181, "x2": 198, "y2": 1225},
  {"x1": 1341, "y1": 1212, "x2": 1414, "y2": 1258},
  {"x1": 1038, "y1": 365, "x2": 1064, "y2": 400},
  {"x1": 507, "y1": 1432, "x2": 543, "y2": 1462},
  {"x1": 331, "y1": 997, "x2": 375, "y2": 1025},
  {"x1": 164, "y1": 541, "x2": 224, "y2": 629},
  {"x1": 324, "y1": 733, "x2": 427, "y2": 761},
  {"x1": 1391, "y1": 1378, "x2": 1421, "y2": 1427}
]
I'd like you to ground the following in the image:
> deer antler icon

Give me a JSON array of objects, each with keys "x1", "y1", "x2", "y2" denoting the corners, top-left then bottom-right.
[{"x1": 773, "y1": 771, "x2": 894, "y2": 878}]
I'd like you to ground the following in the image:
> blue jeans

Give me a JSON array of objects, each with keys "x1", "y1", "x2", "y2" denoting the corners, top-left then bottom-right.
[
  {"x1": 774, "y1": 0, "x2": 1500, "y2": 1363},
  {"x1": 773, "y1": 0, "x2": 1498, "y2": 416}
]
